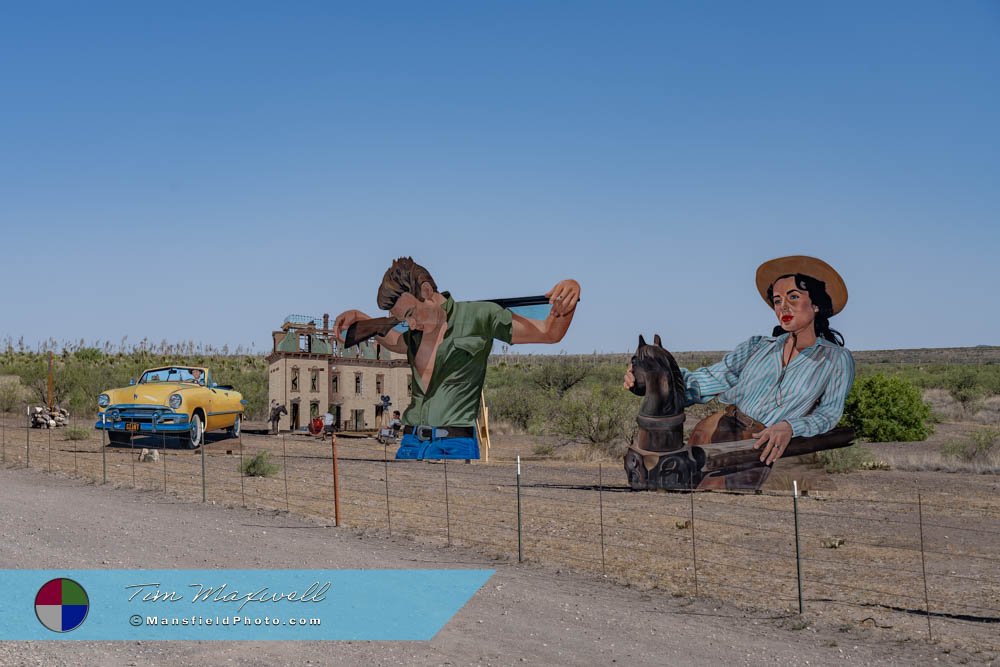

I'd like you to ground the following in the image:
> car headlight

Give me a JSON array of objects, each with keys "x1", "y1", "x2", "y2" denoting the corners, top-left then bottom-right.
[
  {"x1": 98, "y1": 394, "x2": 110, "y2": 408},
  {"x1": 168, "y1": 394, "x2": 182, "y2": 410}
]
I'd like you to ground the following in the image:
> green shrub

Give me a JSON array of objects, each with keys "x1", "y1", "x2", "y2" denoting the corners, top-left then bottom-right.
[
  {"x1": 842, "y1": 374, "x2": 932, "y2": 442},
  {"x1": 817, "y1": 444, "x2": 874, "y2": 473},
  {"x1": 241, "y1": 451, "x2": 280, "y2": 477},
  {"x1": 0, "y1": 378, "x2": 24, "y2": 413},
  {"x1": 554, "y1": 384, "x2": 639, "y2": 453},
  {"x1": 529, "y1": 361, "x2": 590, "y2": 397},
  {"x1": 943, "y1": 367, "x2": 986, "y2": 404},
  {"x1": 486, "y1": 386, "x2": 552, "y2": 432},
  {"x1": 941, "y1": 427, "x2": 999, "y2": 462},
  {"x1": 532, "y1": 444, "x2": 555, "y2": 457},
  {"x1": 64, "y1": 426, "x2": 90, "y2": 441}
]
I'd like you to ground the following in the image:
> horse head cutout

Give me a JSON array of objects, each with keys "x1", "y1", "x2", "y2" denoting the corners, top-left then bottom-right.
[
  {"x1": 629, "y1": 334, "x2": 686, "y2": 419},
  {"x1": 624, "y1": 334, "x2": 702, "y2": 490}
]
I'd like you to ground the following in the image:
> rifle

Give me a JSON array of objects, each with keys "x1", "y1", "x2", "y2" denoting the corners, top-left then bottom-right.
[{"x1": 342, "y1": 295, "x2": 554, "y2": 348}]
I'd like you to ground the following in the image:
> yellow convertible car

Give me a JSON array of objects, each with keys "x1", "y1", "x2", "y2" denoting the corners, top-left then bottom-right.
[{"x1": 95, "y1": 366, "x2": 246, "y2": 448}]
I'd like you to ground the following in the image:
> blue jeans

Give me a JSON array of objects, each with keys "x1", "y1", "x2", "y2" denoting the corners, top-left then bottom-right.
[{"x1": 396, "y1": 433, "x2": 480, "y2": 460}]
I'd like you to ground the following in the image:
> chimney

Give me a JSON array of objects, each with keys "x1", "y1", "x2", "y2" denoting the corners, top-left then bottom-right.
[{"x1": 323, "y1": 313, "x2": 329, "y2": 331}]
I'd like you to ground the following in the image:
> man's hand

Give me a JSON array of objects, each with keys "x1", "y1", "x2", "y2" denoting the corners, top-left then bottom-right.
[
  {"x1": 545, "y1": 279, "x2": 580, "y2": 317},
  {"x1": 332, "y1": 309, "x2": 372, "y2": 343},
  {"x1": 752, "y1": 421, "x2": 794, "y2": 465}
]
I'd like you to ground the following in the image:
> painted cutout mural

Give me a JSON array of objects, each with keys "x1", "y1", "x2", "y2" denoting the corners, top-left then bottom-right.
[
  {"x1": 333, "y1": 257, "x2": 580, "y2": 460},
  {"x1": 623, "y1": 256, "x2": 858, "y2": 491}
]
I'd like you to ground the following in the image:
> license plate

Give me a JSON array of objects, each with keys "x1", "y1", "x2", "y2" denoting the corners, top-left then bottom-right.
[{"x1": 125, "y1": 422, "x2": 140, "y2": 432}]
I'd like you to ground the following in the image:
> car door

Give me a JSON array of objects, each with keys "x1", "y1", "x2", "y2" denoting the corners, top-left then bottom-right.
[{"x1": 206, "y1": 376, "x2": 238, "y2": 431}]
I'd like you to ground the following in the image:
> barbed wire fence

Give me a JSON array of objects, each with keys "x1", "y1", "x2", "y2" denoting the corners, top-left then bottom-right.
[{"x1": 2, "y1": 413, "x2": 998, "y2": 647}]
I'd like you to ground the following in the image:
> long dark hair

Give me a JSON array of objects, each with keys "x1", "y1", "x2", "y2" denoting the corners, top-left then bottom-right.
[{"x1": 767, "y1": 273, "x2": 845, "y2": 346}]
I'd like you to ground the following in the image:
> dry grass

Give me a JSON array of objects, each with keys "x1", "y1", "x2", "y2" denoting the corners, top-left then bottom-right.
[
  {"x1": 879, "y1": 450, "x2": 1000, "y2": 474},
  {"x1": 924, "y1": 388, "x2": 966, "y2": 422},
  {"x1": 927, "y1": 391, "x2": 1000, "y2": 426},
  {"x1": 872, "y1": 424, "x2": 1000, "y2": 474},
  {"x1": 971, "y1": 395, "x2": 1000, "y2": 425}
]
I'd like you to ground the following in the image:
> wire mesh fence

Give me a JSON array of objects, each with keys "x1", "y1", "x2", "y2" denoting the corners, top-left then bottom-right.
[{"x1": 2, "y1": 413, "x2": 998, "y2": 646}]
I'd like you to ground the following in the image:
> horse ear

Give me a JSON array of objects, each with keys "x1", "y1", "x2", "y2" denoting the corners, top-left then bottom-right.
[
  {"x1": 654, "y1": 334, "x2": 662, "y2": 348},
  {"x1": 638, "y1": 334, "x2": 647, "y2": 347}
]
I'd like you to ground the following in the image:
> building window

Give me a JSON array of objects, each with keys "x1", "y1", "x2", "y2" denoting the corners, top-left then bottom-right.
[
  {"x1": 376, "y1": 374, "x2": 384, "y2": 395},
  {"x1": 310, "y1": 369, "x2": 319, "y2": 393},
  {"x1": 407, "y1": 376, "x2": 412, "y2": 395},
  {"x1": 299, "y1": 335, "x2": 310, "y2": 352},
  {"x1": 331, "y1": 373, "x2": 339, "y2": 394},
  {"x1": 355, "y1": 373, "x2": 363, "y2": 395},
  {"x1": 310, "y1": 401, "x2": 319, "y2": 418},
  {"x1": 291, "y1": 367, "x2": 299, "y2": 392}
]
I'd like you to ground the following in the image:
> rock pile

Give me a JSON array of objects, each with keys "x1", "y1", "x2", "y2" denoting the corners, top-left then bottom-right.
[{"x1": 29, "y1": 406, "x2": 70, "y2": 429}]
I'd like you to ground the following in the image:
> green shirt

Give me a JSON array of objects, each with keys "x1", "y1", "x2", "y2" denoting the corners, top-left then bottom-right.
[{"x1": 402, "y1": 293, "x2": 513, "y2": 428}]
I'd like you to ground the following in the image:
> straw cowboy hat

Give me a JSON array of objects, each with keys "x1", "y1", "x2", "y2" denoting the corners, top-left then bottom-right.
[{"x1": 755, "y1": 255, "x2": 848, "y2": 316}]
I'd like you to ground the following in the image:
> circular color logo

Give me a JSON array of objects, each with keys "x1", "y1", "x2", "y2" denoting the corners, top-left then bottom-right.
[{"x1": 35, "y1": 578, "x2": 89, "y2": 633}]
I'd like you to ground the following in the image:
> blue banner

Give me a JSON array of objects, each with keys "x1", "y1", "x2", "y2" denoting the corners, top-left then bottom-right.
[{"x1": 2, "y1": 569, "x2": 493, "y2": 640}]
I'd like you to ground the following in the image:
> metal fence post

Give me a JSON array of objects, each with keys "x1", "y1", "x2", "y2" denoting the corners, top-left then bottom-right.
[
  {"x1": 516, "y1": 456, "x2": 523, "y2": 563},
  {"x1": 73, "y1": 417, "x2": 78, "y2": 476},
  {"x1": 239, "y1": 431, "x2": 246, "y2": 508},
  {"x1": 2, "y1": 413, "x2": 5, "y2": 464},
  {"x1": 161, "y1": 432, "x2": 167, "y2": 492},
  {"x1": 443, "y1": 459, "x2": 451, "y2": 547},
  {"x1": 793, "y1": 480, "x2": 804, "y2": 614},
  {"x1": 47, "y1": 426, "x2": 52, "y2": 472},
  {"x1": 917, "y1": 492, "x2": 933, "y2": 641},
  {"x1": 200, "y1": 430, "x2": 206, "y2": 502},
  {"x1": 331, "y1": 433, "x2": 341, "y2": 527},
  {"x1": 383, "y1": 442, "x2": 391, "y2": 536},
  {"x1": 101, "y1": 413, "x2": 107, "y2": 484},
  {"x1": 598, "y1": 463, "x2": 606, "y2": 576},
  {"x1": 130, "y1": 431, "x2": 136, "y2": 487},
  {"x1": 25, "y1": 408, "x2": 30, "y2": 467},
  {"x1": 689, "y1": 483, "x2": 699, "y2": 597},
  {"x1": 282, "y1": 434, "x2": 289, "y2": 511}
]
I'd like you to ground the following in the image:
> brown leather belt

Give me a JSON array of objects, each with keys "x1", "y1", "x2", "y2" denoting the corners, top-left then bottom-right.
[
  {"x1": 403, "y1": 425, "x2": 476, "y2": 440},
  {"x1": 724, "y1": 404, "x2": 767, "y2": 431}
]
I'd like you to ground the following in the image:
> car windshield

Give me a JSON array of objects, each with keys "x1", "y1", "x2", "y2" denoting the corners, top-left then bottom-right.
[{"x1": 139, "y1": 368, "x2": 205, "y2": 385}]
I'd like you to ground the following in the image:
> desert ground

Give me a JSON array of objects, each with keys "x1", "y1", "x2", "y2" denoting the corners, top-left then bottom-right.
[{"x1": 0, "y1": 408, "x2": 997, "y2": 665}]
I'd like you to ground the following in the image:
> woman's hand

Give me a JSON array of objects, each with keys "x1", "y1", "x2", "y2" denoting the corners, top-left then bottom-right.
[
  {"x1": 623, "y1": 365, "x2": 635, "y2": 390},
  {"x1": 752, "y1": 420, "x2": 793, "y2": 465}
]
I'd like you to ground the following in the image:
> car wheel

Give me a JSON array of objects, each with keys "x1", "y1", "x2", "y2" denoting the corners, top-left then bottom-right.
[
  {"x1": 188, "y1": 414, "x2": 203, "y2": 449},
  {"x1": 228, "y1": 415, "x2": 241, "y2": 439}
]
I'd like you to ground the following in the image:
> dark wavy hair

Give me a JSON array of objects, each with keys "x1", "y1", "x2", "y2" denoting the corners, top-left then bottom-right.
[
  {"x1": 767, "y1": 273, "x2": 845, "y2": 346},
  {"x1": 376, "y1": 257, "x2": 438, "y2": 311}
]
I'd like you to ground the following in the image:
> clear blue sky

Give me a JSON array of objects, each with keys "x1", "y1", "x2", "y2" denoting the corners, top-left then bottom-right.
[{"x1": 1, "y1": 2, "x2": 997, "y2": 354}]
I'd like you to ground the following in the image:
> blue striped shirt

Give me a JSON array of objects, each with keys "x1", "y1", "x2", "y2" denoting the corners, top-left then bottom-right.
[{"x1": 680, "y1": 334, "x2": 855, "y2": 438}]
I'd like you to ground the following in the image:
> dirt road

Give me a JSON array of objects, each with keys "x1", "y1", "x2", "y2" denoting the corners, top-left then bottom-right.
[{"x1": 0, "y1": 466, "x2": 977, "y2": 666}]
